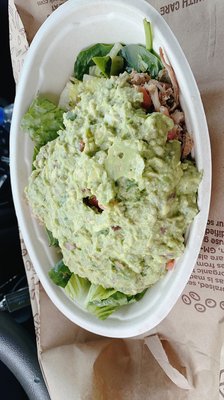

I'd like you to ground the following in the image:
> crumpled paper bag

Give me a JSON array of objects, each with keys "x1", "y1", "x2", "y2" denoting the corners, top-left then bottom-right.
[{"x1": 8, "y1": 0, "x2": 224, "y2": 398}]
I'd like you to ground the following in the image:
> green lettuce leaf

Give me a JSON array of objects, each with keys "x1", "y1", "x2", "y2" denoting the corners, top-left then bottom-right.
[
  {"x1": 65, "y1": 273, "x2": 90, "y2": 300},
  {"x1": 64, "y1": 273, "x2": 147, "y2": 320},
  {"x1": 48, "y1": 260, "x2": 72, "y2": 288},
  {"x1": 87, "y1": 303, "x2": 118, "y2": 320},
  {"x1": 48, "y1": 258, "x2": 147, "y2": 319},
  {"x1": 86, "y1": 285, "x2": 147, "y2": 320},
  {"x1": 21, "y1": 97, "x2": 64, "y2": 157}
]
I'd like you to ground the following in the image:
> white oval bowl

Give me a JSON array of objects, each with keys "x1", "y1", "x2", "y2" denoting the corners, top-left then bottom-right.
[{"x1": 10, "y1": 0, "x2": 211, "y2": 338}]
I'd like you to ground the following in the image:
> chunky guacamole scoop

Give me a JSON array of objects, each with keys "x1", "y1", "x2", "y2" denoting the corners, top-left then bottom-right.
[{"x1": 25, "y1": 73, "x2": 201, "y2": 296}]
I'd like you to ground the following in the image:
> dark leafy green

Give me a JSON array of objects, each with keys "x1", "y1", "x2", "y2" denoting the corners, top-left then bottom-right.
[
  {"x1": 49, "y1": 260, "x2": 72, "y2": 288},
  {"x1": 120, "y1": 44, "x2": 163, "y2": 78},
  {"x1": 92, "y1": 55, "x2": 111, "y2": 77},
  {"x1": 119, "y1": 19, "x2": 162, "y2": 78},
  {"x1": 110, "y1": 55, "x2": 124, "y2": 76},
  {"x1": 46, "y1": 228, "x2": 59, "y2": 247},
  {"x1": 92, "y1": 55, "x2": 124, "y2": 78},
  {"x1": 74, "y1": 43, "x2": 114, "y2": 80},
  {"x1": 73, "y1": 19, "x2": 163, "y2": 81}
]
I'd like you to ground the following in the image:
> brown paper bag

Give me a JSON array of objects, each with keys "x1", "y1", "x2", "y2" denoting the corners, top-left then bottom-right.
[{"x1": 9, "y1": 0, "x2": 224, "y2": 398}]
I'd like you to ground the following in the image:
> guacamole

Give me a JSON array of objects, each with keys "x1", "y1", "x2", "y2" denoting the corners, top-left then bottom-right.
[{"x1": 25, "y1": 73, "x2": 201, "y2": 295}]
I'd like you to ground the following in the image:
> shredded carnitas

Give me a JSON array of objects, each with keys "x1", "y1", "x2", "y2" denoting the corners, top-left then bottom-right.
[{"x1": 129, "y1": 47, "x2": 193, "y2": 159}]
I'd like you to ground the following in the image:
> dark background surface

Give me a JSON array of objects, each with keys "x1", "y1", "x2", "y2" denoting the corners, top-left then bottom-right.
[
  {"x1": 0, "y1": 0, "x2": 24, "y2": 280},
  {"x1": 1, "y1": 0, "x2": 35, "y2": 398}
]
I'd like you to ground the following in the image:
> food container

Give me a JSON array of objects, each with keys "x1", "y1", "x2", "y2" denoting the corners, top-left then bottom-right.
[{"x1": 10, "y1": 0, "x2": 211, "y2": 338}]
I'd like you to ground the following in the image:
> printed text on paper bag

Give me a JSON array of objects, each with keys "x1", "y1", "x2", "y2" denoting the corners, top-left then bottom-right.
[
  {"x1": 188, "y1": 219, "x2": 224, "y2": 292},
  {"x1": 37, "y1": 0, "x2": 65, "y2": 10},
  {"x1": 160, "y1": 0, "x2": 205, "y2": 15}
]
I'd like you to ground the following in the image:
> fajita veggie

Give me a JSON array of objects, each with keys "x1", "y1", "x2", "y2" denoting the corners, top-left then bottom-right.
[{"x1": 22, "y1": 20, "x2": 201, "y2": 319}]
